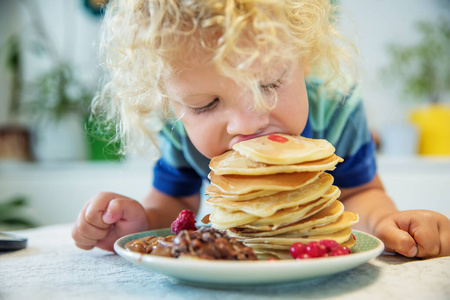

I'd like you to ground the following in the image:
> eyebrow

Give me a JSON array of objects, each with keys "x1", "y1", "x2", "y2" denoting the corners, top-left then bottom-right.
[
  {"x1": 259, "y1": 70, "x2": 287, "y2": 85},
  {"x1": 183, "y1": 92, "x2": 213, "y2": 98}
]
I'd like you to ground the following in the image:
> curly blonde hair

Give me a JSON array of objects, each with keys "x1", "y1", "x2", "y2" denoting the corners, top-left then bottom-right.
[{"x1": 94, "y1": 0, "x2": 355, "y2": 155}]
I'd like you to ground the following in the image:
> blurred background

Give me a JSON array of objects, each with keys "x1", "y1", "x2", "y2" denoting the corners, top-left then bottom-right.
[{"x1": 0, "y1": 0, "x2": 449, "y2": 230}]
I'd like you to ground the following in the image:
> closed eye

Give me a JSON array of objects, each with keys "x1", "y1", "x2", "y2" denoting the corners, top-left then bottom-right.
[
  {"x1": 260, "y1": 72, "x2": 286, "y2": 94},
  {"x1": 190, "y1": 98, "x2": 220, "y2": 115}
]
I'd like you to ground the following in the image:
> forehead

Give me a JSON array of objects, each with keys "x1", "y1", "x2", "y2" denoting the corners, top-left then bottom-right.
[
  {"x1": 164, "y1": 62, "x2": 220, "y2": 96},
  {"x1": 167, "y1": 48, "x2": 291, "y2": 82},
  {"x1": 163, "y1": 28, "x2": 297, "y2": 77}
]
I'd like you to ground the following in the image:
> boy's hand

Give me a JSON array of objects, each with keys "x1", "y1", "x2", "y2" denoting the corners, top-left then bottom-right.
[
  {"x1": 374, "y1": 210, "x2": 450, "y2": 258},
  {"x1": 72, "y1": 192, "x2": 149, "y2": 252}
]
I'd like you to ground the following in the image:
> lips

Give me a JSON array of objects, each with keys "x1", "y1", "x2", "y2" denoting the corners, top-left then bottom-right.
[{"x1": 230, "y1": 131, "x2": 284, "y2": 148}]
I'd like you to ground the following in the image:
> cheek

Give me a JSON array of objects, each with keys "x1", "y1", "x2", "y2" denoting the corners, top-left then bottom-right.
[
  {"x1": 181, "y1": 117, "x2": 222, "y2": 159},
  {"x1": 276, "y1": 86, "x2": 309, "y2": 134}
]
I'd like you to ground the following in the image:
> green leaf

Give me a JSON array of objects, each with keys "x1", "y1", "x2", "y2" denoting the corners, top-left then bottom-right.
[{"x1": 381, "y1": 18, "x2": 450, "y2": 103}]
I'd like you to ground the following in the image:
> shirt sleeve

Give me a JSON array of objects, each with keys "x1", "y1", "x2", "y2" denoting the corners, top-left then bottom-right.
[
  {"x1": 328, "y1": 91, "x2": 377, "y2": 188},
  {"x1": 153, "y1": 158, "x2": 203, "y2": 197},
  {"x1": 306, "y1": 80, "x2": 377, "y2": 188}
]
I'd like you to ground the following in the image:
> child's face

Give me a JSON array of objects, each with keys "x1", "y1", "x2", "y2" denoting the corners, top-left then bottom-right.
[{"x1": 164, "y1": 59, "x2": 309, "y2": 159}]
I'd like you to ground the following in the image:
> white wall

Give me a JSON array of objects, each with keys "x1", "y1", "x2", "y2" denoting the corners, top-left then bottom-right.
[{"x1": 0, "y1": 161, "x2": 153, "y2": 226}]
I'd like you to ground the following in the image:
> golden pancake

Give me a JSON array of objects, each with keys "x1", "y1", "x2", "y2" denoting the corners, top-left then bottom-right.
[
  {"x1": 239, "y1": 227, "x2": 353, "y2": 247},
  {"x1": 248, "y1": 243, "x2": 291, "y2": 250},
  {"x1": 244, "y1": 198, "x2": 337, "y2": 231},
  {"x1": 205, "y1": 184, "x2": 280, "y2": 201},
  {"x1": 209, "y1": 170, "x2": 322, "y2": 195},
  {"x1": 254, "y1": 250, "x2": 293, "y2": 260},
  {"x1": 274, "y1": 211, "x2": 359, "y2": 237},
  {"x1": 211, "y1": 198, "x2": 336, "y2": 231},
  {"x1": 341, "y1": 234, "x2": 357, "y2": 248},
  {"x1": 210, "y1": 150, "x2": 343, "y2": 175},
  {"x1": 209, "y1": 207, "x2": 258, "y2": 229},
  {"x1": 232, "y1": 134, "x2": 335, "y2": 165},
  {"x1": 244, "y1": 185, "x2": 340, "y2": 229},
  {"x1": 206, "y1": 172, "x2": 334, "y2": 218},
  {"x1": 231, "y1": 200, "x2": 344, "y2": 237},
  {"x1": 208, "y1": 191, "x2": 337, "y2": 230}
]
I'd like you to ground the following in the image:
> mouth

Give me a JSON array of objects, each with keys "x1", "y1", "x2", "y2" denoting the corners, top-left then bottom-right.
[{"x1": 230, "y1": 131, "x2": 284, "y2": 148}]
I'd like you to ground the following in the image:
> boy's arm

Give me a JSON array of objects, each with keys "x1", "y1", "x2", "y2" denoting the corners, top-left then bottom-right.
[
  {"x1": 142, "y1": 188, "x2": 201, "y2": 229},
  {"x1": 339, "y1": 175, "x2": 397, "y2": 234}
]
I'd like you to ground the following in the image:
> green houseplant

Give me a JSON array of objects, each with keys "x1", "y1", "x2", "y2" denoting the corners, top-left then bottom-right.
[
  {"x1": 384, "y1": 18, "x2": 450, "y2": 155},
  {"x1": 0, "y1": 34, "x2": 35, "y2": 161},
  {"x1": 0, "y1": 196, "x2": 38, "y2": 230}
]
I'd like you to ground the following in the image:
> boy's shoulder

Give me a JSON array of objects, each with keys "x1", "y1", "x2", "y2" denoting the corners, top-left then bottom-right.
[
  {"x1": 306, "y1": 77, "x2": 362, "y2": 115},
  {"x1": 306, "y1": 77, "x2": 363, "y2": 145},
  {"x1": 160, "y1": 120, "x2": 187, "y2": 151}
]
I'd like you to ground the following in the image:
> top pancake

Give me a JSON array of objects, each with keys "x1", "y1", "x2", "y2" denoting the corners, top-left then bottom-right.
[{"x1": 232, "y1": 134, "x2": 335, "y2": 165}]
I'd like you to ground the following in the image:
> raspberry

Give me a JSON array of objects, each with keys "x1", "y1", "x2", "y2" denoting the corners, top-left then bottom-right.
[{"x1": 171, "y1": 210, "x2": 197, "y2": 235}]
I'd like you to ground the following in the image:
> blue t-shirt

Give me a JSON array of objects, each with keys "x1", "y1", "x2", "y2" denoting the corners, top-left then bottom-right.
[{"x1": 153, "y1": 79, "x2": 376, "y2": 196}]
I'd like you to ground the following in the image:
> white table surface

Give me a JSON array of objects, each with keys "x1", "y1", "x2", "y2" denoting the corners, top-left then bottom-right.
[{"x1": 1, "y1": 224, "x2": 449, "y2": 300}]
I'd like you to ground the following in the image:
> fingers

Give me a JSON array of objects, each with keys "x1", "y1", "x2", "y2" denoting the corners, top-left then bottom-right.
[
  {"x1": 102, "y1": 199, "x2": 125, "y2": 225},
  {"x1": 378, "y1": 225, "x2": 418, "y2": 257},
  {"x1": 85, "y1": 199, "x2": 149, "y2": 252},
  {"x1": 408, "y1": 213, "x2": 440, "y2": 258},
  {"x1": 438, "y1": 221, "x2": 450, "y2": 256},
  {"x1": 376, "y1": 211, "x2": 450, "y2": 258},
  {"x1": 71, "y1": 220, "x2": 110, "y2": 250},
  {"x1": 72, "y1": 192, "x2": 130, "y2": 251},
  {"x1": 100, "y1": 197, "x2": 148, "y2": 225},
  {"x1": 84, "y1": 192, "x2": 122, "y2": 229},
  {"x1": 72, "y1": 192, "x2": 150, "y2": 252}
]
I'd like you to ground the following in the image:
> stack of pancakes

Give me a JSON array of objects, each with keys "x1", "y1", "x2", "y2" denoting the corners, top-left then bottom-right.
[{"x1": 205, "y1": 134, "x2": 359, "y2": 259}]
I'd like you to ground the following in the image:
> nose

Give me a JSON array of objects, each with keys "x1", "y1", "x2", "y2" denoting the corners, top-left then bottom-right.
[{"x1": 226, "y1": 105, "x2": 270, "y2": 136}]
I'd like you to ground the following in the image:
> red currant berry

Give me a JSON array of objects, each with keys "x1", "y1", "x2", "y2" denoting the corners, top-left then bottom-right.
[
  {"x1": 331, "y1": 249, "x2": 345, "y2": 256},
  {"x1": 319, "y1": 239, "x2": 340, "y2": 251},
  {"x1": 341, "y1": 246, "x2": 351, "y2": 254},
  {"x1": 290, "y1": 242, "x2": 307, "y2": 259},
  {"x1": 330, "y1": 246, "x2": 351, "y2": 256},
  {"x1": 305, "y1": 241, "x2": 328, "y2": 258}
]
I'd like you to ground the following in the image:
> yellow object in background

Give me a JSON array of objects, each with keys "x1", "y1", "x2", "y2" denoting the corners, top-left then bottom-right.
[{"x1": 410, "y1": 105, "x2": 450, "y2": 155}]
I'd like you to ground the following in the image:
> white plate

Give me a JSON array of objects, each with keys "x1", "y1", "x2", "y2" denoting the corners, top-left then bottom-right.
[{"x1": 114, "y1": 229, "x2": 384, "y2": 287}]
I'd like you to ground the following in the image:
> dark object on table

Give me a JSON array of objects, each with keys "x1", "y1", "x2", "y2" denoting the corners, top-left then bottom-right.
[{"x1": 0, "y1": 232, "x2": 27, "y2": 252}]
